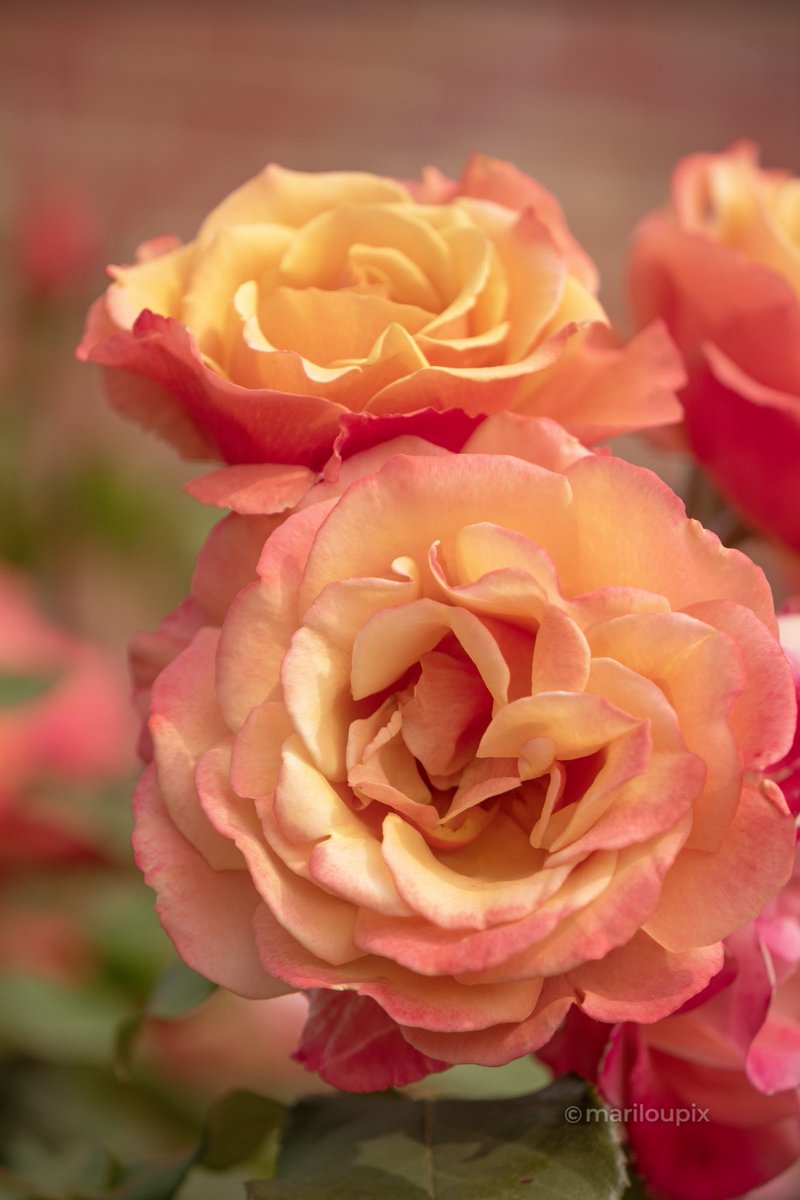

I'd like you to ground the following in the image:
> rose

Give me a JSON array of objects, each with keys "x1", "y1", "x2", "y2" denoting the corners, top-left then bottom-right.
[
  {"x1": 140, "y1": 992, "x2": 329, "y2": 1104},
  {"x1": 540, "y1": 850, "x2": 800, "y2": 1200},
  {"x1": 0, "y1": 564, "x2": 134, "y2": 840},
  {"x1": 13, "y1": 179, "x2": 102, "y2": 302},
  {"x1": 0, "y1": 565, "x2": 134, "y2": 979},
  {"x1": 628, "y1": 142, "x2": 800, "y2": 550},
  {"x1": 79, "y1": 155, "x2": 682, "y2": 467},
  {"x1": 133, "y1": 414, "x2": 796, "y2": 1092}
]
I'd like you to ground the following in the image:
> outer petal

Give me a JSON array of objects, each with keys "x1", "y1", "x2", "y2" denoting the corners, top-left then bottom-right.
[
  {"x1": 683, "y1": 347, "x2": 800, "y2": 552},
  {"x1": 80, "y1": 311, "x2": 348, "y2": 467},
  {"x1": 571, "y1": 931, "x2": 724, "y2": 1024},
  {"x1": 132, "y1": 765, "x2": 287, "y2": 999},
  {"x1": 295, "y1": 990, "x2": 447, "y2": 1091},
  {"x1": 645, "y1": 780, "x2": 795, "y2": 951},
  {"x1": 514, "y1": 320, "x2": 685, "y2": 442}
]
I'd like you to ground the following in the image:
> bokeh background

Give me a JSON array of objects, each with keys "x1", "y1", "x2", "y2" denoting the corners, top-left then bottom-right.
[{"x1": 0, "y1": 2, "x2": 798, "y2": 1196}]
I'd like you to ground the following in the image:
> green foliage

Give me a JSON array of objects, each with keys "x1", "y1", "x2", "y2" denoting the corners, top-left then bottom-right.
[
  {"x1": 248, "y1": 1077, "x2": 628, "y2": 1200},
  {"x1": 0, "y1": 672, "x2": 60, "y2": 708},
  {"x1": 0, "y1": 1080, "x2": 284, "y2": 1200},
  {"x1": 114, "y1": 963, "x2": 218, "y2": 1082}
]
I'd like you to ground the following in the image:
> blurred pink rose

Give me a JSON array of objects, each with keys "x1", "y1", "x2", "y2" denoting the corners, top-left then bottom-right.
[
  {"x1": 629, "y1": 142, "x2": 800, "y2": 550},
  {"x1": 0, "y1": 566, "x2": 135, "y2": 979},
  {"x1": 132, "y1": 414, "x2": 795, "y2": 1091},
  {"x1": 140, "y1": 991, "x2": 329, "y2": 1103},
  {"x1": 0, "y1": 565, "x2": 134, "y2": 817},
  {"x1": 78, "y1": 156, "x2": 682, "y2": 467},
  {"x1": 13, "y1": 180, "x2": 102, "y2": 301}
]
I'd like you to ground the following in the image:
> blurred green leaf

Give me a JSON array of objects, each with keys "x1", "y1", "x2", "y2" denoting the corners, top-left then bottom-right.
[
  {"x1": 0, "y1": 1062, "x2": 194, "y2": 1200},
  {"x1": 248, "y1": 1077, "x2": 628, "y2": 1200},
  {"x1": 0, "y1": 975, "x2": 125, "y2": 1064},
  {"x1": 198, "y1": 1091, "x2": 284, "y2": 1172},
  {"x1": 82, "y1": 1151, "x2": 195, "y2": 1200},
  {"x1": 73, "y1": 1091, "x2": 283, "y2": 1200},
  {"x1": 147, "y1": 965, "x2": 217, "y2": 1022},
  {"x1": 115, "y1": 963, "x2": 217, "y2": 1081},
  {"x1": 0, "y1": 672, "x2": 60, "y2": 707},
  {"x1": 403, "y1": 1055, "x2": 551, "y2": 1101}
]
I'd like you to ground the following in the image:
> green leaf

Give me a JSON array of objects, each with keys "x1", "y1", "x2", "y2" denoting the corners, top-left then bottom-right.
[
  {"x1": 248, "y1": 1077, "x2": 628, "y2": 1200},
  {"x1": 82, "y1": 1151, "x2": 196, "y2": 1200},
  {"x1": 0, "y1": 671, "x2": 60, "y2": 707},
  {"x1": 0, "y1": 975, "x2": 126, "y2": 1065},
  {"x1": 147, "y1": 962, "x2": 218, "y2": 1021},
  {"x1": 197, "y1": 1090, "x2": 285, "y2": 1172},
  {"x1": 114, "y1": 962, "x2": 217, "y2": 1080}
]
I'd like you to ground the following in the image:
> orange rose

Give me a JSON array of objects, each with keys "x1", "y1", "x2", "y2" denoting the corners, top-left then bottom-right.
[
  {"x1": 79, "y1": 156, "x2": 682, "y2": 466},
  {"x1": 132, "y1": 416, "x2": 795, "y2": 1090}
]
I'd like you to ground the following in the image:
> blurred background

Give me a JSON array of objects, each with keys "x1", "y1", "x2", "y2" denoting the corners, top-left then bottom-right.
[{"x1": 0, "y1": 2, "x2": 798, "y2": 1196}]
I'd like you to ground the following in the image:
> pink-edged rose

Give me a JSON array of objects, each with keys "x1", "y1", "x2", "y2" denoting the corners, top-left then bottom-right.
[
  {"x1": 541, "y1": 847, "x2": 800, "y2": 1200},
  {"x1": 133, "y1": 414, "x2": 795, "y2": 1091},
  {"x1": 629, "y1": 142, "x2": 800, "y2": 550},
  {"x1": 79, "y1": 156, "x2": 682, "y2": 467}
]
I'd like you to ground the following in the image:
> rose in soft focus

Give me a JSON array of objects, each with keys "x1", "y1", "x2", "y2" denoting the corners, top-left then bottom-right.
[
  {"x1": 79, "y1": 156, "x2": 682, "y2": 467},
  {"x1": 540, "y1": 847, "x2": 800, "y2": 1200},
  {"x1": 131, "y1": 413, "x2": 796, "y2": 1091},
  {"x1": 13, "y1": 179, "x2": 102, "y2": 302},
  {"x1": 0, "y1": 565, "x2": 135, "y2": 978},
  {"x1": 140, "y1": 991, "x2": 329, "y2": 1104},
  {"x1": 629, "y1": 142, "x2": 800, "y2": 550}
]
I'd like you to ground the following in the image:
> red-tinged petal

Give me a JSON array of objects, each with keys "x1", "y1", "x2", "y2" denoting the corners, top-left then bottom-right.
[
  {"x1": 600, "y1": 1024, "x2": 800, "y2": 1200},
  {"x1": 461, "y1": 411, "x2": 592, "y2": 470},
  {"x1": 196, "y1": 744, "x2": 363, "y2": 967},
  {"x1": 81, "y1": 311, "x2": 348, "y2": 466},
  {"x1": 132, "y1": 765, "x2": 286, "y2": 998},
  {"x1": 354, "y1": 852, "x2": 617, "y2": 979},
  {"x1": 645, "y1": 780, "x2": 795, "y2": 952},
  {"x1": 148, "y1": 629, "x2": 241, "y2": 869},
  {"x1": 686, "y1": 599, "x2": 797, "y2": 770},
  {"x1": 457, "y1": 153, "x2": 599, "y2": 292},
  {"x1": 331, "y1": 406, "x2": 482, "y2": 467},
  {"x1": 571, "y1": 931, "x2": 724, "y2": 1024},
  {"x1": 683, "y1": 347, "x2": 800, "y2": 551},
  {"x1": 514, "y1": 320, "x2": 685, "y2": 442},
  {"x1": 185, "y1": 463, "x2": 316, "y2": 515},
  {"x1": 629, "y1": 210, "x2": 800, "y2": 396},
  {"x1": 252, "y1": 904, "x2": 543, "y2": 1033},
  {"x1": 536, "y1": 1005, "x2": 611, "y2": 1082},
  {"x1": 748, "y1": 988, "x2": 800, "y2": 1094},
  {"x1": 295, "y1": 990, "x2": 448, "y2": 1091},
  {"x1": 215, "y1": 505, "x2": 333, "y2": 730},
  {"x1": 488, "y1": 824, "x2": 690, "y2": 983},
  {"x1": 401, "y1": 976, "x2": 574, "y2": 1067},
  {"x1": 190, "y1": 513, "x2": 277, "y2": 621}
]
